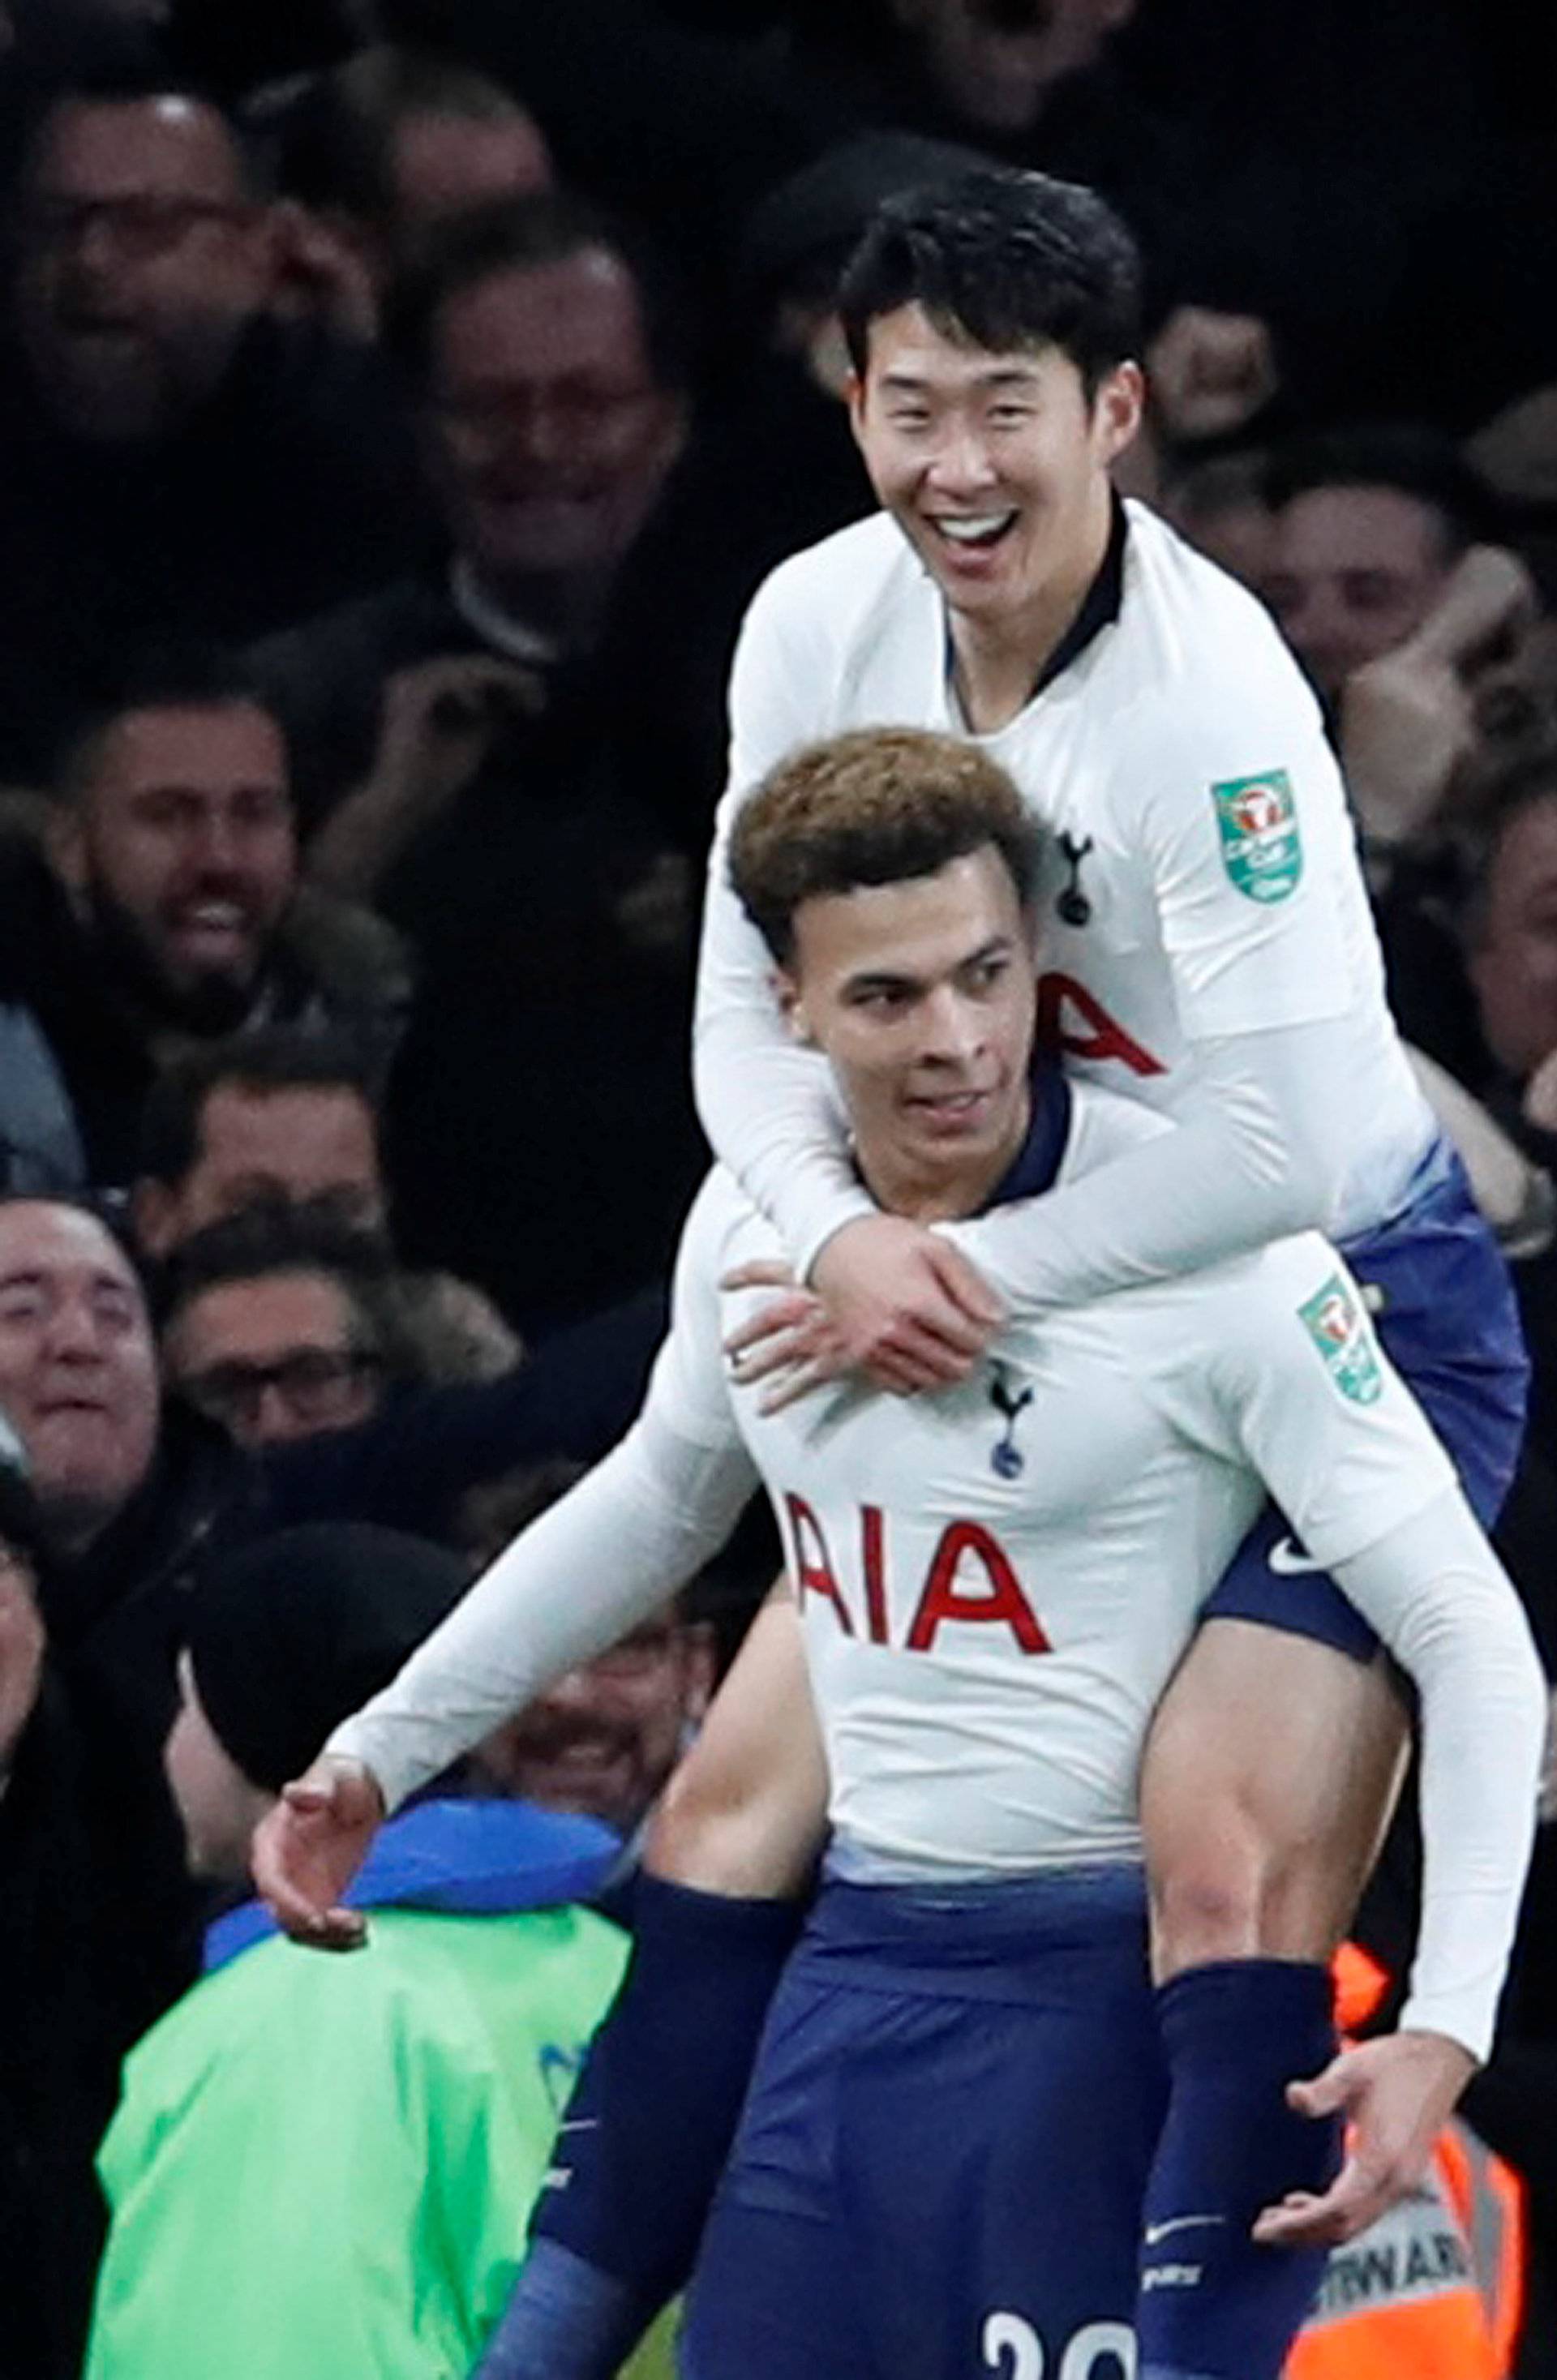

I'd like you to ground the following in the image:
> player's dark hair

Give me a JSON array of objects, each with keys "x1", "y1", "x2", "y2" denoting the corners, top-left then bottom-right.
[
  {"x1": 388, "y1": 187, "x2": 693, "y2": 394},
  {"x1": 729, "y1": 727, "x2": 1042, "y2": 964},
  {"x1": 1263, "y1": 423, "x2": 1491, "y2": 558},
  {"x1": 838, "y1": 165, "x2": 1141, "y2": 394},
  {"x1": 136, "y1": 1027, "x2": 380, "y2": 1193}
]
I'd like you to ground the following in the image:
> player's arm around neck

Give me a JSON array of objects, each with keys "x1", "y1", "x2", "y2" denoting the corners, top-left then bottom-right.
[{"x1": 938, "y1": 1015, "x2": 1354, "y2": 1317}]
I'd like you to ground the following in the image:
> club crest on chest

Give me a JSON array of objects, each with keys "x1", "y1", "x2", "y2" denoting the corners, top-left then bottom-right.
[{"x1": 988, "y1": 1360, "x2": 1035, "y2": 1478}]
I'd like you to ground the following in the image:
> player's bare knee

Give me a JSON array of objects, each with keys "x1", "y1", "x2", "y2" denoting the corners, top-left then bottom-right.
[{"x1": 1148, "y1": 1847, "x2": 1267, "y2": 1978}]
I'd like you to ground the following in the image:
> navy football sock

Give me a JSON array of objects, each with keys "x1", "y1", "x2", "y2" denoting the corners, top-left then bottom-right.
[
  {"x1": 474, "y1": 2240, "x2": 646, "y2": 2380},
  {"x1": 479, "y1": 1876, "x2": 800, "y2": 2378},
  {"x1": 1137, "y1": 1958, "x2": 1341, "y2": 2380}
]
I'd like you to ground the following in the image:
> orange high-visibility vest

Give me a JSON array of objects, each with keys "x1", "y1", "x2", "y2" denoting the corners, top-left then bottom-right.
[{"x1": 1284, "y1": 1947, "x2": 1525, "y2": 2380}]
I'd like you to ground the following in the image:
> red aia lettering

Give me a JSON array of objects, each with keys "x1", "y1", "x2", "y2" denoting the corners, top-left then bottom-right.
[
  {"x1": 860, "y1": 1503, "x2": 890, "y2": 1644},
  {"x1": 783, "y1": 1499, "x2": 1050, "y2": 1654},
  {"x1": 906, "y1": 1520, "x2": 1051, "y2": 1654},
  {"x1": 1036, "y1": 971, "x2": 1165, "y2": 1077},
  {"x1": 784, "y1": 1492, "x2": 854, "y2": 1635}
]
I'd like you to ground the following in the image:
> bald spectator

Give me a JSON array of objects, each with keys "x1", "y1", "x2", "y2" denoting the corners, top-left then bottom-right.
[
  {"x1": 0, "y1": 66, "x2": 431, "y2": 783},
  {"x1": 0, "y1": 654, "x2": 408, "y2": 1199}
]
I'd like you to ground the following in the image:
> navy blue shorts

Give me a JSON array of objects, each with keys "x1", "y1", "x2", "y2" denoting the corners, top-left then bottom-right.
[
  {"x1": 1203, "y1": 1139, "x2": 1529, "y2": 1662},
  {"x1": 680, "y1": 1868, "x2": 1162, "y2": 2380}
]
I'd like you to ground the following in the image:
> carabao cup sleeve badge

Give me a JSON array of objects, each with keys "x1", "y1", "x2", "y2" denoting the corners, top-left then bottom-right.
[
  {"x1": 1298, "y1": 1273, "x2": 1383, "y2": 1405},
  {"x1": 1211, "y1": 769, "x2": 1302, "y2": 902}
]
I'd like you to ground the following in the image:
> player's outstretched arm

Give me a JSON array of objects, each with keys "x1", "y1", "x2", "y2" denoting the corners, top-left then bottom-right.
[
  {"x1": 254, "y1": 1189, "x2": 760, "y2": 1944},
  {"x1": 251, "y1": 1754, "x2": 386, "y2": 1948}
]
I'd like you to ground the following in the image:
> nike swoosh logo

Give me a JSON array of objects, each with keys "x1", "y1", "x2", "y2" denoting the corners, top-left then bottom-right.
[
  {"x1": 1143, "y1": 2215, "x2": 1229, "y2": 2246},
  {"x1": 1267, "y1": 1537, "x2": 1324, "y2": 1576}
]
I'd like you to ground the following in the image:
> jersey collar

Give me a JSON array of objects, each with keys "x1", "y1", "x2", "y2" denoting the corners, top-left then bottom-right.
[
  {"x1": 1031, "y1": 491, "x2": 1129, "y2": 698},
  {"x1": 984, "y1": 1062, "x2": 1073, "y2": 1211}
]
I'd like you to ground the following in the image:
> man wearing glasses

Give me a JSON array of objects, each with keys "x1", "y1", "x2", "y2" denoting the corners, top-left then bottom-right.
[{"x1": 0, "y1": 67, "x2": 426, "y2": 782}]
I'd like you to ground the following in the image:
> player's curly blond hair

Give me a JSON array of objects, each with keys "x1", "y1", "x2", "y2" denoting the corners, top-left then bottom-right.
[{"x1": 728, "y1": 726, "x2": 1041, "y2": 963}]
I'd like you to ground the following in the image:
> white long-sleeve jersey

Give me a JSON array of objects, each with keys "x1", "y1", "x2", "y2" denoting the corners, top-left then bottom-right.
[
  {"x1": 331, "y1": 1090, "x2": 1542, "y2": 2063},
  {"x1": 696, "y1": 500, "x2": 1437, "y2": 1298}
]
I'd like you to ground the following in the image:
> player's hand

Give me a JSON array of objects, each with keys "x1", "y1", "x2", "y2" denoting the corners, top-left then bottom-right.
[
  {"x1": 1251, "y1": 2030, "x2": 1476, "y2": 2249},
  {"x1": 724, "y1": 1220, "x2": 1003, "y2": 1406},
  {"x1": 250, "y1": 1754, "x2": 386, "y2": 1951},
  {"x1": 723, "y1": 1259, "x2": 852, "y2": 1413},
  {"x1": 812, "y1": 1216, "x2": 1004, "y2": 1392}
]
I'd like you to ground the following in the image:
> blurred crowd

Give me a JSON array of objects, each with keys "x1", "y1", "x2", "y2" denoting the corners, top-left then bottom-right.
[{"x1": 0, "y1": 0, "x2": 1555, "y2": 2374}]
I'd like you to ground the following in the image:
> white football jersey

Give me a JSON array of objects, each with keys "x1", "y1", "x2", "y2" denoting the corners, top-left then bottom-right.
[
  {"x1": 711, "y1": 500, "x2": 1433, "y2": 1242},
  {"x1": 656, "y1": 1088, "x2": 1455, "y2": 1880}
]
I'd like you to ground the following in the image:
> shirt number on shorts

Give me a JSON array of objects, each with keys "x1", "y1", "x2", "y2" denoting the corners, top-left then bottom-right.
[{"x1": 983, "y1": 2313, "x2": 1135, "y2": 2379}]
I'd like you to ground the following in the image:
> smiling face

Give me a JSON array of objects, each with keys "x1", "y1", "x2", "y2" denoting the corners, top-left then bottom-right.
[
  {"x1": 0, "y1": 1202, "x2": 158, "y2": 1548},
  {"x1": 779, "y1": 843, "x2": 1036, "y2": 1219},
  {"x1": 15, "y1": 95, "x2": 268, "y2": 443},
  {"x1": 850, "y1": 304, "x2": 1140, "y2": 660},
  {"x1": 472, "y1": 1609, "x2": 711, "y2": 1836},
  {"x1": 56, "y1": 700, "x2": 297, "y2": 1028},
  {"x1": 427, "y1": 247, "x2": 685, "y2": 603}
]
